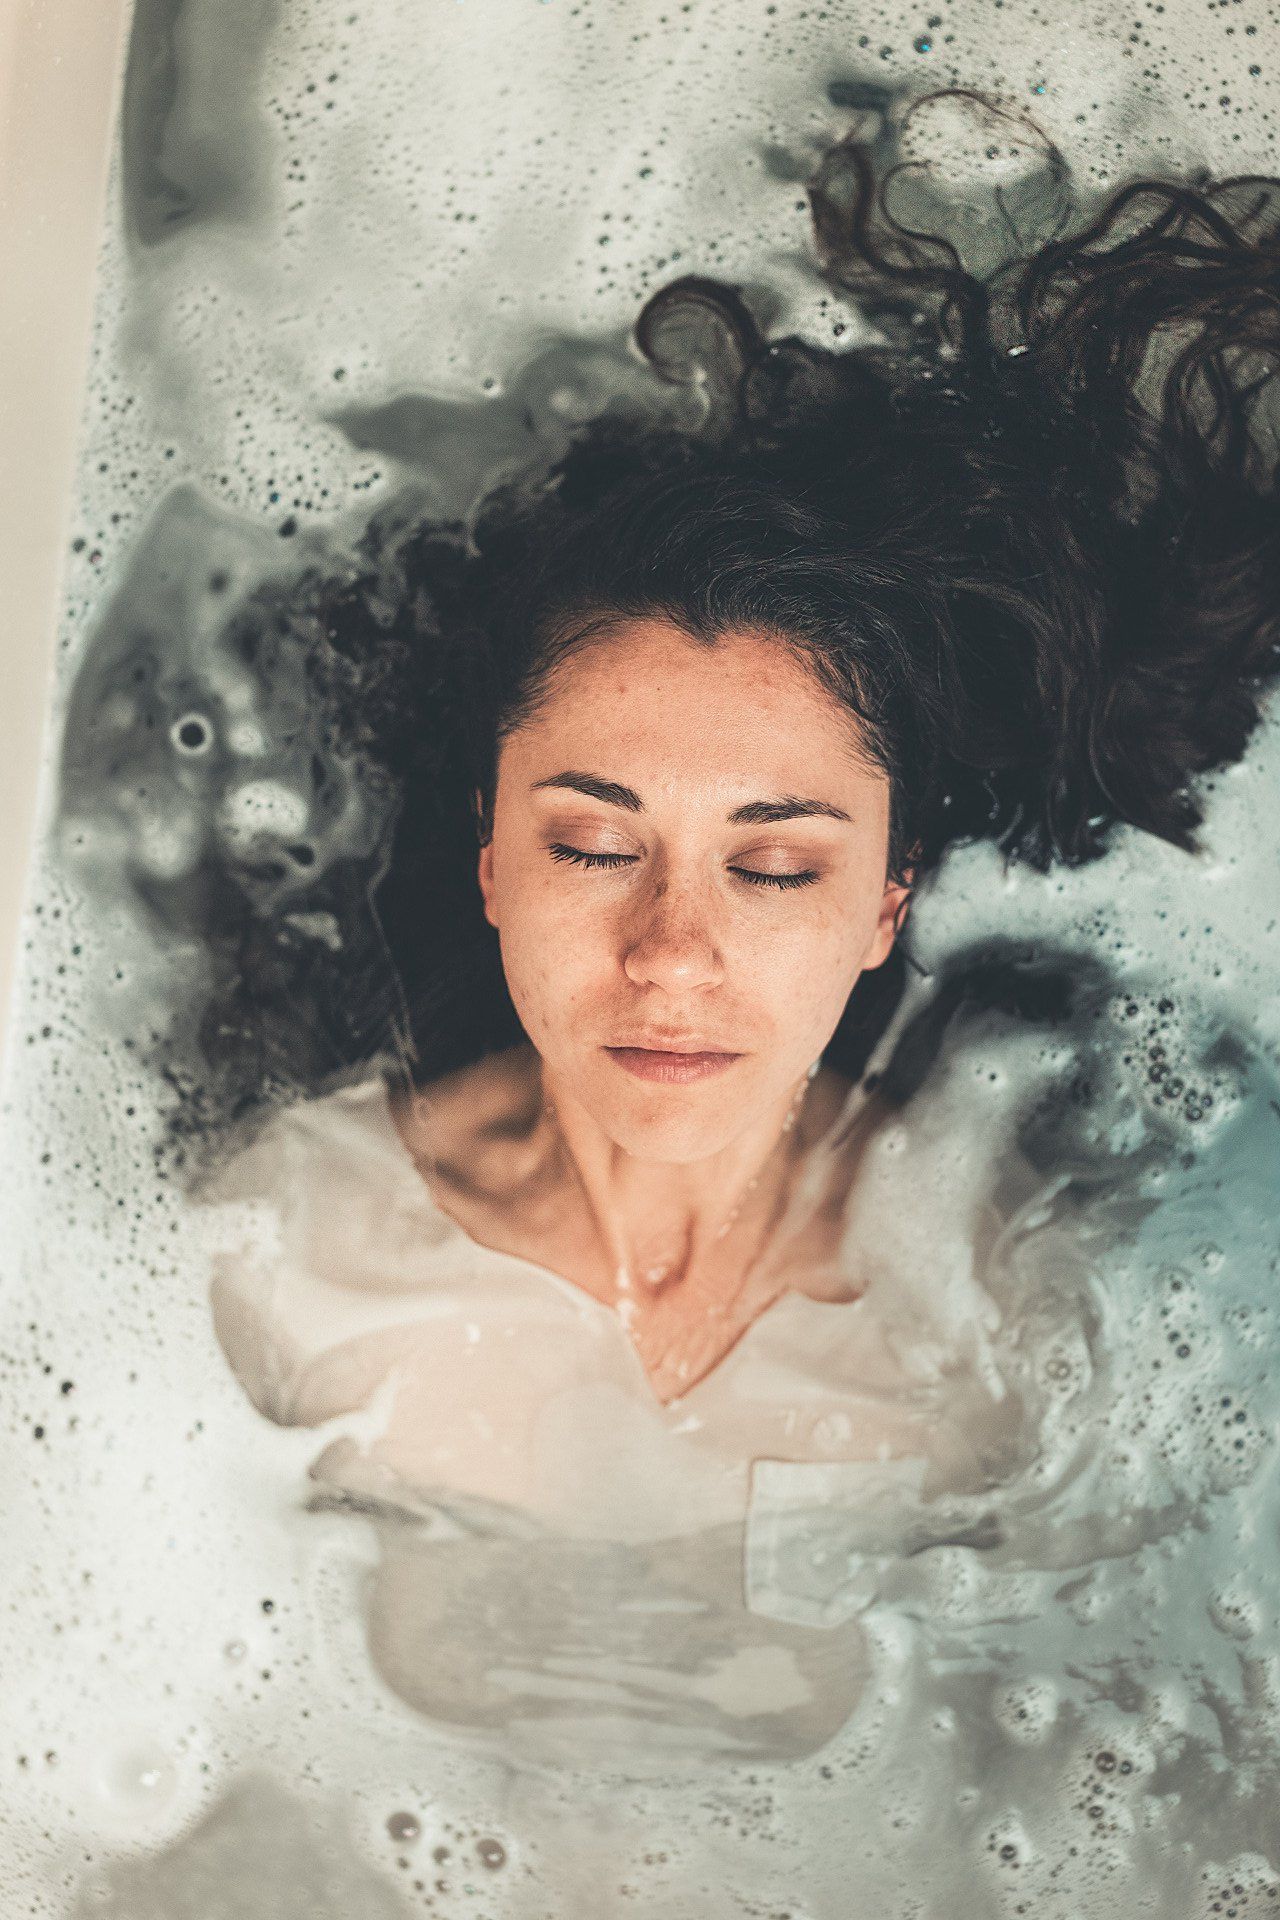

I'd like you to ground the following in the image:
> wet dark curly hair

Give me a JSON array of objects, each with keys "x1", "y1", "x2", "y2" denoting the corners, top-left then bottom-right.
[{"x1": 186, "y1": 87, "x2": 1280, "y2": 1114}]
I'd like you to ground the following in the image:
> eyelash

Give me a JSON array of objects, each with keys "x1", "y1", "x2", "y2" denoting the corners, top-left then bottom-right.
[{"x1": 545, "y1": 843, "x2": 820, "y2": 891}]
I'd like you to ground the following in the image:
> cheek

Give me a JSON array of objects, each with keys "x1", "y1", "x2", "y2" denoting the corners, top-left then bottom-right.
[
  {"x1": 788, "y1": 892, "x2": 884, "y2": 1023},
  {"x1": 768, "y1": 889, "x2": 874, "y2": 977},
  {"x1": 493, "y1": 882, "x2": 602, "y2": 1033},
  {"x1": 767, "y1": 925, "x2": 865, "y2": 1027},
  {"x1": 707, "y1": 896, "x2": 875, "y2": 1032}
]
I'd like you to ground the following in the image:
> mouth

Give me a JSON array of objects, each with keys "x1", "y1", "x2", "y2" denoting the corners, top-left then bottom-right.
[{"x1": 603, "y1": 1046, "x2": 744, "y2": 1085}]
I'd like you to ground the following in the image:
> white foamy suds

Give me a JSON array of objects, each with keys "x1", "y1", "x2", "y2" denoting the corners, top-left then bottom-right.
[{"x1": 3, "y1": 1, "x2": 1280, "y2": 1915}]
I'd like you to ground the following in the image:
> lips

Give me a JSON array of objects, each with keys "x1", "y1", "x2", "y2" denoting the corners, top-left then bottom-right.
[
  {"x1": 603, "y1": 1046, "x2": 743, "y2": 1084},
  {"x1": 608, "y1": 1037, "x2": 738, "y2": 1054}
]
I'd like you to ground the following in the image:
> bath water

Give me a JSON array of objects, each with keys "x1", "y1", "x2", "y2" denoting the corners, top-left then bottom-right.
[{"x1": 3, "y1": 1, "x2": 1280, "y2": 1915}]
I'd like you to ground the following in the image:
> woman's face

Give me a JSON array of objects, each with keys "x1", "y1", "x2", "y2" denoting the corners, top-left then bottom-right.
[{"x1": 475, "y1": 618, "x2": 912, "y2": 1162}]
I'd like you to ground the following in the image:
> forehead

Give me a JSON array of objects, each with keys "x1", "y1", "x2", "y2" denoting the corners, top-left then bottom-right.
[{"x1": 513, "y1": 618, "x2": 873, "y2": 778}]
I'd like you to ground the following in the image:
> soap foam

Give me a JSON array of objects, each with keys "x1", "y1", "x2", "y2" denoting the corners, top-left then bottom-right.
[{"x1": 3, "y1": 1, "x2": 1280, "y2": 1915}]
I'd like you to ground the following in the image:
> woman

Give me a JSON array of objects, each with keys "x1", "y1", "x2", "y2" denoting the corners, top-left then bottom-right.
[{"x1": 197, "y1": 95, "x2": 1280, "y2": 1771}]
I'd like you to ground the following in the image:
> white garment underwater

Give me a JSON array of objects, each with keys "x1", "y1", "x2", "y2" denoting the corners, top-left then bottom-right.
[{"x1": 197, "y1": 1072, "x2": 1033, "y2": 1770}]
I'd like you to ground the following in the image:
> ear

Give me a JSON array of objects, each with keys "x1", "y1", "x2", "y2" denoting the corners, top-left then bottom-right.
[
  {"x1": 862, "y1": 866, "x2": 915, "y2": 971},
  {"x1": 473, "y1": 787, "x2": 498, "y2": 929}
]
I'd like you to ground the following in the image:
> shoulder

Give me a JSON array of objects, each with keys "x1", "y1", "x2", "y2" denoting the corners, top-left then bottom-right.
[{"x1": 389, "y1": 1042, "x2": 548, "y2": 1203}]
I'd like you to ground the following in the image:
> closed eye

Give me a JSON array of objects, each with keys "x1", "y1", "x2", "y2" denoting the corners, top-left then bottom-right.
[{"x1": 545, "y1": 843, "x2": 820, "y2": 891}]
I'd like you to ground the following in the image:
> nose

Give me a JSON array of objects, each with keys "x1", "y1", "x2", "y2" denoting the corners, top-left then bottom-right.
[{"x1": 620, "y1": 869, "x2": 725, "y2": 994}]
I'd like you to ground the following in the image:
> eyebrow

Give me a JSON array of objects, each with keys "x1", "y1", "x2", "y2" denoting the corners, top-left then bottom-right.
[{"x1": 529, "y1": 770, "x2": 852, "y2": 826}]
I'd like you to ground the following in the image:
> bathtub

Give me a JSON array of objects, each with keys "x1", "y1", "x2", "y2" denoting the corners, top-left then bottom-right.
[
  {"x1": 3, "y1": 3, "x2": 1280, "y2": 1913},
  {"x1": 0, "y1": 0, "x2": 131, "y2": 1072}
]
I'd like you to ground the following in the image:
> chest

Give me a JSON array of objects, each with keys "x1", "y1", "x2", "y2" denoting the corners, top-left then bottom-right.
[{"x1": 428, "y1": 1166, "x2": 862, "y2": 1409}]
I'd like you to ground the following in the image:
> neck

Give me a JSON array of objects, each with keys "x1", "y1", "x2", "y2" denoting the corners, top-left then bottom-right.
[{"x1": 536, "y1": 1057, "x2": 818, "y2": 1312}]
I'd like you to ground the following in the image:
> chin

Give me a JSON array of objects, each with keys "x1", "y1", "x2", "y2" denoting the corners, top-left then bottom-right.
[
  {"x1": 586, "y1": 1061, "x2": 764, "y2": 1158},
  {"x1": 606, "y1": 1114, "x2": 743, "y2": 1164}
]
